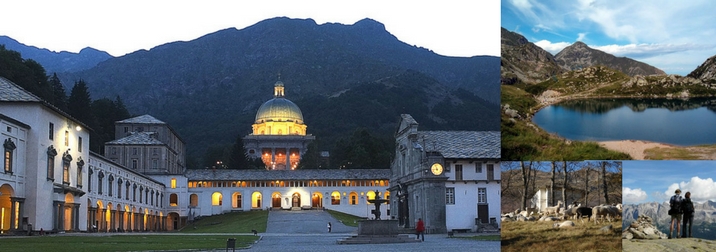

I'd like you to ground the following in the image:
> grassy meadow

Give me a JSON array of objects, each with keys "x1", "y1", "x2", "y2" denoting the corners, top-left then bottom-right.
[
  {"x1": 501, "y1": 219, "x2": 622, "y2": 252},
  {"x1": 0, "y1": 210, "x2": 268, "y2": 252},
  {"x1": 181, "y1": 210, "x2": 269, "y2": 233},
  {"x1": 326, "y1": 209, "x2": 365, "y2": 227}
]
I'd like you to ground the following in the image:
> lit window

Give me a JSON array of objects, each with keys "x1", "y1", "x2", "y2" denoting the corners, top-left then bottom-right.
[
  {"x1": 212, "y1": 192, "x2": 223, "y2": 206},
  {"x1": 170, "y1": 193, "x2": 178, "y2": 206},
  {"x1": 3, "y1": 139, "x2": 16, "y2": 174},
  {"x1": 171, "y1": 178, "x2": 177, "y2": 189},
  {"x1": 64, "y1": 130, "x2": 69, "y2": 146},
  {"x1": 331, "y1": 191, "x2": 341, "y2": 205}
]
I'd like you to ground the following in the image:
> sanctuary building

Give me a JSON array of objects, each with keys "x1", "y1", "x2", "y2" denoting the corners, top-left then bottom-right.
[{"x1": 0, "y1": 76, "x2": 500, "y2": 234}]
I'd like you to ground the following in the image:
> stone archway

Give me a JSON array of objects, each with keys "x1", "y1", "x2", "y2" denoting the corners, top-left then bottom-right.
[
  {"x1": 311, "y1": 192, "x2": 323, "y2": 208},
  {"x1": 0, "y1": 184, "x2": 15, "y2": 233},
  {"x1": 292, "y1": 192, "x2": 301, "y2": 208},
  {"x1": 271, "y1": 192, "x2": 282, "y2": 208}
]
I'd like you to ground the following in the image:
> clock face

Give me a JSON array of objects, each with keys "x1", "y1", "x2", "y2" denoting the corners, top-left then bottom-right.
[{"x1": 431, "y1": 163, "x2": 443, "y2": 175}]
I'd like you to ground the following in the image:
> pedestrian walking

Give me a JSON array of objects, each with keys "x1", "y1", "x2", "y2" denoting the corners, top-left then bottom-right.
[
  {"x1": 416, "y1": 218, "x2": 425, "y2": 241},
  {"x1": 327, "y1": 222, "x2": 332, "y2": 233}
]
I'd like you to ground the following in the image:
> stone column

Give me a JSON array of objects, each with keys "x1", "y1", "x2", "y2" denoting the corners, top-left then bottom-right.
[
  {"x1": 73, "y1": 204, "x2": 80, "y2": 231},
  {"x1": 101, "y1": 208, "x2": 107, "y2": 232},
  {"x1": 271, "y1": 149, "x2": 276, "y2": 169},
  {"x1": 110, "y1": 210, "x2": 116, "y2": 232},
  {"x1": 88, "y1": 207, "x2": 96, "y2": 232},
  {"x1": 9, "y1": 198, "x2": 17, "y2": 231},
  {"x1": 58, "y1": 202, "x2": 65, "y2": 231},
  {"x1": 118, "y1": 210, "x2": 124, "y2": 232},
  {"x1": 286, "y1": 148, "x2": 290, "y2": 168}
]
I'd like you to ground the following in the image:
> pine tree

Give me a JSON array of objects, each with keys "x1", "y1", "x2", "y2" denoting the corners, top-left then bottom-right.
[
  {"x1": 228, "y1": 135, "x2": 249, "y2": 169},
  {"x1": 48, "y1": 73, "x2": 68, "y2": 111},
  {"x1": 67, "y1": 79, "x2": 96, "y2": 129}
]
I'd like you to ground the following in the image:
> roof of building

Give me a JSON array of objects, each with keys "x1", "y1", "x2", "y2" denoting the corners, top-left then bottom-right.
[
  {"x1": 106, "y1": 131, "x2": 165, "y2": 145},
  {"x1": 0, "y1": 76, "x2": 91, "y2": 130},
  {"x1": 0, "y1": 76, "x2": 43, "y2": 102},
  {"x1": 255, "y1": 98, "x2": 304, "y2": 124},
  {"x1": 417, "y1": 131, "x2": 501, "y2": 159},
  {"x1": 117, "y1": 114, "x2": 166, "y2": 124},
  {"x1": 185, "y1": 169, "x2": 391, "y2": 181}
]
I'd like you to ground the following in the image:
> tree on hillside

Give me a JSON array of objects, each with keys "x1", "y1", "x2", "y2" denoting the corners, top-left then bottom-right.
[
  {"x1": 48, "y1": 73, "x2": 67, "y2": 111},
  {"x1": 331, "y1": 128, "x2": 392, "y2": 169},
  {"x1": 90, "y1": 96, "x2": 131, "y2": 153},
  {"x1": 0, "y1": 45, "x2": 52, "y2": 101},
  {"x1": 227, "y1": 135, "x2": 249, "y2": 169},
  {"x1": 297, "y1": 141, "x2": 323, "y2": 169},
  {"x1": 67, "y1": 79, "x2": 96, "y2": 127}
]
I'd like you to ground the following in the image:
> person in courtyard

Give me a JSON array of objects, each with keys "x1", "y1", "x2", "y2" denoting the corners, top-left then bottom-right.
[
  {"x1": 682, "y1": 191, "x2": 695, "y2": 238},
  {"x1": 416, "y1": 218, "x2": 425, "y2": 241},
  {"x1": 327, "y1": 222, "x2": 332, "y2": 233},
  {"x1": 668, "y1": 189, "x2": 684, "y2": 239}
]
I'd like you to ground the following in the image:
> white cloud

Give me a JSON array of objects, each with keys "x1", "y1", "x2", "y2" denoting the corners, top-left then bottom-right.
[
  {"x1": 534, "y1": 40, "x2": 571, "y2": 55},
  {"x1": 593, "y1": 43, "x2": 716, "y2": 59},
  {"x1": 663, "y1": 177, "x2": 716, "y2": 203},
  {"x1": 623, "y1": 187, "x2": 648, "y2": 204},
  {"x1": 577, "y1": 33, "x2": 587, "y2": 41}
]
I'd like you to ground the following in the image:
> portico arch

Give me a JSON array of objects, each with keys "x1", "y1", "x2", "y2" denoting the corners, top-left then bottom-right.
[
  {"x1": 251, "y1": 192, "x2": 262, "y2": 209},
  {"x1": 271, "y1": 192, "x2": 282, "y2": 208},
  {"x1": 292, "y1": 192, "x2": 301, "y2": 208},
  {"x1": 311, "y1": 192, "x2": 323, "y2": 208},
  {"x1": 232, "y1": 192, "x2": 242, "y2": 209},
  {"x1": 0, "y1": 184, "x2": 15, "y2": 233}
]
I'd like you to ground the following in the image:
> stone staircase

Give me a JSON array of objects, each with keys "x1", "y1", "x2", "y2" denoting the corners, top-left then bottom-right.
[{"x1": 336, "y1": 234, "x2": 421, "y2": 244}]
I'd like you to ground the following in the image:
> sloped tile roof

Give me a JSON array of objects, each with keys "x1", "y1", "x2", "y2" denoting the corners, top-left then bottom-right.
[
  {"x1": 117, "y1": 114, "x2": 166, "y2": 124},
  {"x1": 106, "y1": 132, "x2": 165, "y2": 145},
  {"x1": 185, "y1": 169, "x2": 391, "y2": 181},
  {"x1": 0, "y1": 76, "x2": 42, "y2": 102},
  {"x1": 417, "y1": 131, "x2": 501, "y2": 159}
]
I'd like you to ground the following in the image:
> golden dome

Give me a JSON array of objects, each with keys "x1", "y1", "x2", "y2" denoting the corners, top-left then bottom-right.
[{"x1": 255, "y1": 97, "x2": 304, "y2": 124}]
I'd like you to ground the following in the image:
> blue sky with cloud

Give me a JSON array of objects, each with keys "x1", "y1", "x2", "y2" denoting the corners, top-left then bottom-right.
[
  {"x1": 501, "y1": 0, "x2": 716, "y2": 75},
  {"x1": 623, "y1": 161, "x2": 716, "y2": 204}
]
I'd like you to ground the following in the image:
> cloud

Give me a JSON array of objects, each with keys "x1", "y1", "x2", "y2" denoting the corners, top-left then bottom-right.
[
  {"x1": 623, "y1": 187, "x2": 648, "y2": 204},
  {"x1": 663, "y1": 177, "x2": 716, "y2": 203},
  {"x1": 593, "y1": 43, "x2": 716, "y2": 59},
  {"x1": 577, "y1": 33, "x2": 587, "y2": 41},
  {"x1": 534, "y1": 40, "x2": 571, "y2": 55}
]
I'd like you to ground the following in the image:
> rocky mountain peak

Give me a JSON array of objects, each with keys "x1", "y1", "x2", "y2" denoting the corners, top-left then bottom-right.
[
  {"x1": 555, "y1": 42, "x2": 666, "y2": 77},
  {"x1": 687, "y1": 54, "x2": 716, "y2": 82},
  {"x1": 500, "y1": 28, "x2": 563, "y2": 85}
]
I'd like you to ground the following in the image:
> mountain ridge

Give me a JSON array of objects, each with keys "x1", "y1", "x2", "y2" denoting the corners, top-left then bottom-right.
[
  {"x1": 0, "y1": 35, "x2": 112, "y2": 74},
  {"x1": 624, "y1": 201, "x2": 716, "y2": 240},
  {"x1": 555, "y1": 41, "x2": 666, "y2": 76}
]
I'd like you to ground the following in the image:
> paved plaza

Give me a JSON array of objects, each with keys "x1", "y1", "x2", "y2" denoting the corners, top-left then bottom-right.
[{"x1": 244, "y1": 210, "x2": 500, "y2": 252}]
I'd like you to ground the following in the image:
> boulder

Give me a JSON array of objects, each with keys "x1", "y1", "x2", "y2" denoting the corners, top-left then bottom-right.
[{"x1": 622, "y1": 214, "x2": 668, "y2": 240}]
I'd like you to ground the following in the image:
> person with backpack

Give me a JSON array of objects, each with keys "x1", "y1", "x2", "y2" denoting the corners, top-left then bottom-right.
[
  {"x1": 682, "y1": 191, "x2": 695, "y2": 238},
  {"x1": 668, "y1": 189, "x2": 683, "y2": 239}
]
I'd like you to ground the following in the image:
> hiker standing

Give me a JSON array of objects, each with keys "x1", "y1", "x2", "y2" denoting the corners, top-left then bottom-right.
[
  {"x1": 327, "y1": 222, "x2": 332, "y2": 233},
  {"x1": 682, "y1": 191, "x2": 695, "y2": 238},
  {"x1": 668, "y1": 189, "x2": 684, "y2": 239}
]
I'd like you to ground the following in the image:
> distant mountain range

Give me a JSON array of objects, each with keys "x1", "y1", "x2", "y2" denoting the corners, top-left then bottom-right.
[
  {"x1": 555, "y1": 41, "x2": 665, "y2": 76},
  {"x1": 0, "y1": 35, "x2": 112, "y2": 74},
  {"x1": 623, "y1": 201, "x2": 716, "y2": 239},
  {"x1": 500, "y1": 28, "x2": 671, "y2": 85},
  {"x1": 1, "y1": 17, "x2": 500, "y2": 161}
]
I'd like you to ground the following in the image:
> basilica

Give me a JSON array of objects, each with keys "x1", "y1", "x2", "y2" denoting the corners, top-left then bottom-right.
[{"x1": 0, "y1": 76, "x2": 499, "y2": 234}]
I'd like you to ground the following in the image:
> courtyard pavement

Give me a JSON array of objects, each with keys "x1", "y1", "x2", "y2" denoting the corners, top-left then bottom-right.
[{"x1": 244, "y1": 209, "x2": 500, "y2": 252}]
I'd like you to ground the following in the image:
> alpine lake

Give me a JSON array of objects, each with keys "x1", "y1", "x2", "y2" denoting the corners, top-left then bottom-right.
[{"x1": 532, "y1": 97, "x2": 716, "y2": 145}]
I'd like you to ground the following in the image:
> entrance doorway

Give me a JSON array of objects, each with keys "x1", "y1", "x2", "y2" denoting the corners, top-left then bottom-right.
[
  {"x1": 311, "y1": 193, "x2": 323, "y2": 208},
  {"x1": 272, "y1": 192, "x2": 282, "y2": 208},
  {"x1": 292, "y1": 193, "x2": 301, "y2": 208},
  {"x1": 477, "y1": 204, "x2": 489, "y2": 224}
]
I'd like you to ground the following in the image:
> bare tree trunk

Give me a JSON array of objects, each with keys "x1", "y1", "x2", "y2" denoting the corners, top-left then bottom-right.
[
  {"x1": 520, "y1": 161, "x2": 533, "y2": 211},
  {"x1": 562, "y1": 161, "x2": 567, "y2": 205},
  {"x1": 584, "y1": 165, "x2": 589, "y2": 206},
  {"x1": 550, "y1": 161, "x2": 556, "y2": 206},
  {"x1": 602, "y1": 161, "x2": 609, "y2": 205}
]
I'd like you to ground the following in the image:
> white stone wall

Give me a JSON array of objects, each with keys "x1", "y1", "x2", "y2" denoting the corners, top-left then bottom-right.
[
  {"x1": 444, "y1": 161, "x2": 501, "y2": 231},
  {"x1": 0, "y1": 117, "x2": 28, "y2": 198}
]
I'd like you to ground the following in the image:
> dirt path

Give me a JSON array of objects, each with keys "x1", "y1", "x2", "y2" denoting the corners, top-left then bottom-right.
[{"x1": 599, "y1": 140, "x2": 716, "y2": 160}]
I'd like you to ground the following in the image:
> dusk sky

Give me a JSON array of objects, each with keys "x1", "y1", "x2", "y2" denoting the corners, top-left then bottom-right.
[
  {"x1": 0, "y1": 0, "x2": 498, "y2": 58},
  {"x1": 623, "y1": 161, "x2": 716, "y2": 204},
  {"x1": 502, "y1": 0, "x2": 716, "y2": 75}
]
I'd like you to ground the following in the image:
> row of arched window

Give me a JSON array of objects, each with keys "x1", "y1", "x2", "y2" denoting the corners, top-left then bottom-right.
[
  {"x1": 188, "y1": 179, "x2": 389, "y2": 188},
  {"x1": 178, "y1": 190, "x2": 390, "y2": 208},
  {"x1": 87, "y1": 165, "x2": 163, "y2": 208}
]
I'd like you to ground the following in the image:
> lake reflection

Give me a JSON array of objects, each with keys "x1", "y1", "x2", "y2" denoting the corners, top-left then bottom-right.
[{"x1": 532, "y1": 98, "x2": 716, "y2": 145}]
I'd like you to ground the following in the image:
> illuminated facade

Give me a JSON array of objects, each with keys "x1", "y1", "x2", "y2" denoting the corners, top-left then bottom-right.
[{"x1": 244, "y1": 80, "x2": 314, "y2": 170}]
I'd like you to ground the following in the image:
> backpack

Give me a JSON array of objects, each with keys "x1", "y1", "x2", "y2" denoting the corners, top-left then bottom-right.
[{"x1": 670, "y1": 195, "x2": 683, "y2": 214}]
